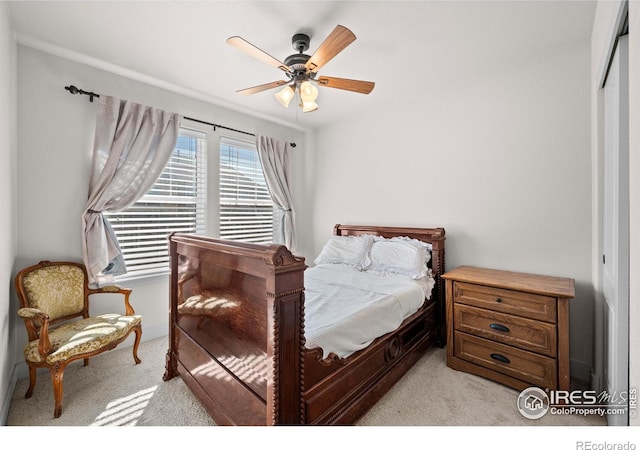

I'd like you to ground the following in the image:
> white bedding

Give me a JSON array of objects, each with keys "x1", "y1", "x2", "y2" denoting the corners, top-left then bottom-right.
[{"x1": 304, "y1": 264, "x2": 435, "y2": 358}]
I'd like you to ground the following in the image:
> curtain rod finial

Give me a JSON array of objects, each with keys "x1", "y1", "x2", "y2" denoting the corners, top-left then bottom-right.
[{"x1": 65, "y1": 85, "x2": 100, "y2": 102}]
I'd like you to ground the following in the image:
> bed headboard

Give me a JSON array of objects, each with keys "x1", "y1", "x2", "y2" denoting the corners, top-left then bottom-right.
[{"x1": 333, "y1": 224, "x2": 446, "y2": 277}]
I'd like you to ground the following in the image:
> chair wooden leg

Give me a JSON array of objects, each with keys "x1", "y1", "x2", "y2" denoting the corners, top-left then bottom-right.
[
  {"x1": 51, "y1": 364, "x2": 65, "y2": 418},
  {"x1": 83, "y1": 358, "x2": 89, "y2": 366},
  {"x1": 25, "y1": 366, "x2": 36, "y2": 399},
  {"x1": 132, "y1": 326, "x2": 142, "y2": 364}
]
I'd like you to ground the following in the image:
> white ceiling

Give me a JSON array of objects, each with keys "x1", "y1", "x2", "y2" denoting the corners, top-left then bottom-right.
[{"x1": 7, "y1": 0, "x2": 596, "y2": 131}]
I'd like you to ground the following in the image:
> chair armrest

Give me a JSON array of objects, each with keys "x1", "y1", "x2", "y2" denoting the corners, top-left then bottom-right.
[
  {"x1": 17, "y1": 307, "x2": 52, "y2": 357},
  {"x1": 89, "y1": 286, "x2": 136, "y2": 316},
  {"x1": 17, "y1": 307, "x2": 48, "y2": 320}
]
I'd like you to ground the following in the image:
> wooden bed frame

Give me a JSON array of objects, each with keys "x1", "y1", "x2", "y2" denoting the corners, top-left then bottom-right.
[{"x1": 163, "y1": 224, "x2": 446, "y2": 425}]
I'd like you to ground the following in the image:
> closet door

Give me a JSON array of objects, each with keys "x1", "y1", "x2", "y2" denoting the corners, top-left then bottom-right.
[{"x1": 602, "y1": 34, "x2": 629, "y2": 427}]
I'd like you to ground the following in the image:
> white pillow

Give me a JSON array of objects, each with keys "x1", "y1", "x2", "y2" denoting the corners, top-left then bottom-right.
[
  {"x1": 314, "y1": 234, "x2": 374, "y2": 270},
  {"x1": 367, "y1": 237, "x2": 429, "y2": 279},
  {"x1": 387, "y1": 236, "x2": 432, "y2": 265}
]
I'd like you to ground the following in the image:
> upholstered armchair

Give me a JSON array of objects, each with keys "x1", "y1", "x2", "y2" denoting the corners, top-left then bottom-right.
[{"x1": 15, "y1": 260, "x2": 142, "y2": 418}]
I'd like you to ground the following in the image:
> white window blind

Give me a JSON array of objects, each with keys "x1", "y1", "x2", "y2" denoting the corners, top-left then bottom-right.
[
  {"x1": 105, "y1": 128, "x2": 207, "y2": 278},
  {"x1": 219, "y1": 137, "x2": 273, "y2": 244}
]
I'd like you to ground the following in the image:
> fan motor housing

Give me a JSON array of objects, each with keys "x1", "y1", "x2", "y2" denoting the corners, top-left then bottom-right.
[{"x1": 284, "y1": 53, "x2": 310, "y2": 71}]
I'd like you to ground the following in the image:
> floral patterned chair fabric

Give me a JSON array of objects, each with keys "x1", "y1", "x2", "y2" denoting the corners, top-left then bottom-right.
[{"x1": 15, "y1": 261, "x2": 142, "y2": 418}]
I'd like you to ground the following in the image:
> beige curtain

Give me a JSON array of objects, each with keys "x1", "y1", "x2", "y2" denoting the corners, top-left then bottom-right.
[
  {"x1": 82, "y1": 96, "x2": 181, "y2": 283},
  {"x1": 256, "y1": 135, "x2": 296, "y2": 252}
]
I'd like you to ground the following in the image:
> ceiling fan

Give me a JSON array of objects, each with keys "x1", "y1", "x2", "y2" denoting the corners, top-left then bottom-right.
[{"x1": 227, "y1": 25, "x2": 375, "y2": 113}]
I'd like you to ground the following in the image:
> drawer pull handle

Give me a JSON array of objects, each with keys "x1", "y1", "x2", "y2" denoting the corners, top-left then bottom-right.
[
  {"x1": 490, "y1": 323, "x2": 510, "y2": 333},
  {"x1": 490, "y1": 353, "x2": 510, "y2": 364},
  {"x1": 495, "y1": 298, "x2": 503, "y2": 303}
]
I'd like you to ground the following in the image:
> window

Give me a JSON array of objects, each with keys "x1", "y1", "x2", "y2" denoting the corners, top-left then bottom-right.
[
  {"x1": 219, "y1": 137, "x2": 273, "y2": 244},
  {"x1": 105, "y1": 128, "x2": 207, "y2": 278}
]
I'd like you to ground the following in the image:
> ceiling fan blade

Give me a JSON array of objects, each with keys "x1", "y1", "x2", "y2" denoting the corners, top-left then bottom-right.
[
  {"x1": 237, "y1": 80, "x2": 288, "y2": 95},
  {"x1": 305, "y1": 25, "x2": 356, "y2": 74},
  {"x1": 317, "y1": 76, "x2": 375, "y2": 94},
  {"x1": 227, "y1": 36, "x2": 292, "y2": 74}
]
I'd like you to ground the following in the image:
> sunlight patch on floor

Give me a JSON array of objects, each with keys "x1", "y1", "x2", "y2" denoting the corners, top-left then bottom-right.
[{"x1": 90, "y1": 385, "x2": 158, "y2": 426}]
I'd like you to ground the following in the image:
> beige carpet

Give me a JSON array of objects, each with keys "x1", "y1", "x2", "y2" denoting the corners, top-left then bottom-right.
[{"x1": 5, "y1": 336, "x2": 606, "y2": 427}]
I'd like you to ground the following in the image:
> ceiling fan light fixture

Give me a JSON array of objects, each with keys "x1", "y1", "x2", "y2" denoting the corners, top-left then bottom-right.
[{"x1": 275, "y1": 85, "x2": 295, "y2": 107}]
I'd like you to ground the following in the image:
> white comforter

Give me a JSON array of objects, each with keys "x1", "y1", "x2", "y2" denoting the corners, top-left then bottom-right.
[{"x1": 304, "y1": 264, "x2": 434, "y2": 359}]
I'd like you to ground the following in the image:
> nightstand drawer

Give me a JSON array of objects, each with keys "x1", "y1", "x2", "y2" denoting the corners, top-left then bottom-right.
[
  {"x1": 453, "y1": 282, "x2": 557, "y2": 323},
  {"x1": 454, "y1": 332, "x2": 557, "y2": 389},
  {"x1": 453, "y1": 304, "x2": 557, "y2": 356}
]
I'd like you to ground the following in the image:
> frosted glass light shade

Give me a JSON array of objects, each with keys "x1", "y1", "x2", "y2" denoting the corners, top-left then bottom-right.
[
  {"x1": 302, "y1": 100, "x2": 318, "y2": 113},
  {"x1": 275, "y1": 85, "x2": 295, "y2": 107},
  {"x1": 300, "y1": 81, "x2": 318, "y2": 102}
]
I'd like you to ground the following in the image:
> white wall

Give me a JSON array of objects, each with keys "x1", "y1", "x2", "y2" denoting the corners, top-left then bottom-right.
[
  {"x1": 0, "y1": 1, "x2": 18, "y2": 423},
  {"x1": 13, "y1": 45, "x2": 307, "y2": 374},
  {"x1": 306, "y1": 40, "x2": 593, "y2": 383}
]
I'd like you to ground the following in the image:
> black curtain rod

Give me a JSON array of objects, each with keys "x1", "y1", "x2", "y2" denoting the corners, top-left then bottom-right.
[{"x1": 64, "y1": 85, "x2": 296, "y2": 147}]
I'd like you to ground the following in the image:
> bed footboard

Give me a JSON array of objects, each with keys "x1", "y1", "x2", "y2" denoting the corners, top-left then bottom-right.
[{"x1": 163, "y1": 233, "x2": 306, "y2": 425}]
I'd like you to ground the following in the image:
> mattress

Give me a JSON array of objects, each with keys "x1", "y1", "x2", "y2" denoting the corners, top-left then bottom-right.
[{"x1": 303, "y1": 263, "x2": 434, "y2": 358}]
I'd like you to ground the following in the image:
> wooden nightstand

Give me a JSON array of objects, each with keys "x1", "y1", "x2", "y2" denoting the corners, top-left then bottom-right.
[{"x1": 442, "y1": 266, "x2": 575, "y2": 391}]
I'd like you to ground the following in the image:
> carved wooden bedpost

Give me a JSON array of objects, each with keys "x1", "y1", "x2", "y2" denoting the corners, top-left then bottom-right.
[
  {"x1": 428, "y1": 229, "x2": 446, "y2": 346},
  {"x1": 163, "y1": 232, "x2": 179, "y2": 382},
  {"x1": 263, "y1": 245, "x2": 306, "y2": 425}
]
